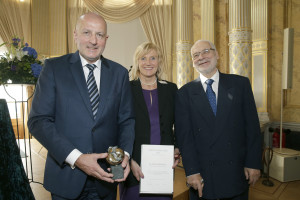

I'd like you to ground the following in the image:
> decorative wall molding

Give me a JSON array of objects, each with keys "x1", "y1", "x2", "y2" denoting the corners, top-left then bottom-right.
[
  {"x1": 252, "y1": 41, "x2": 267, "y2": 50},
  {"x1": 258, "y1": 112, "x2": 270, "y2": 123},
  {"x1": 229, "y1": 42, "x2": 252, "y2": 77},
  {"x1": 176, "y1": 42, "x2": 192, "y2": 52},
  {"x1": 176, "y1": 44, "x2": 193, "y2": 88},
  {"x1": 175, "y1": 0, "x2": 193, "y2": 88},
  {"x1": 229, "y1": 30, "x2": 252, "y2": 44}
]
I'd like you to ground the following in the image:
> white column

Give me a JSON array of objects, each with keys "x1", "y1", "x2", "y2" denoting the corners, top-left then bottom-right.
[
  {"x1": 201, "y1": 0, "x2": 215, "y2": 43},
  {"x1": 175, "y1": 0, "x2": 193, "y2": 88},
  {"x1": 228, "y1": 0, "x2": 252, "y2": 78}
]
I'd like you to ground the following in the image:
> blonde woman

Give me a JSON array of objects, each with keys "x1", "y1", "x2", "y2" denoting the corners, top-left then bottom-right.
[{"x1": 119, "y1": 42, "x2": 180, "y2": 200}]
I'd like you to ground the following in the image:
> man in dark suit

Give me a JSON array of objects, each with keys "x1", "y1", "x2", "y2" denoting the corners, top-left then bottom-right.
[
  {"x1": 175, "y1": 40, "x2": 261, "y2": 200},
  {"x1": 28, "y1": 12, "x2": 135, "y2": 200}
]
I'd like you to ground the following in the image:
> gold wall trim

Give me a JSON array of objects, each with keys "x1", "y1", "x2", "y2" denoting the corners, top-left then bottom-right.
[
  {"x1": 229, "y1": 30, "x2": 252, "y2": 44},
  {"x1": 252, "y1": 41, "x2": 268, "y2": 51},
  {"x1": 228, "y1": 27, "x2": 252, "y2": 32},
  {"x1": 176, "y1": 42, "x2": 193, "y2": 53},
  {"x1": 252, "y1": 53, "x2": 267, "y2": 112}
]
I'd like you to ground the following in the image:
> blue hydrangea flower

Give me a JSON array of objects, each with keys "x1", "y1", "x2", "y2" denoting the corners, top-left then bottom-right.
[
  {"x1": 23, "y1": 46, "x2": 38, "y2": 59},
  {"x1": 31, "y1": 63, "x2": 42, "y2": 78},
  {"x1": 12, "y1": 38, "x2": 20, "y2": 42},
  {"x1": 12, "y1": 38, "x2": 20, "y2": 47}
]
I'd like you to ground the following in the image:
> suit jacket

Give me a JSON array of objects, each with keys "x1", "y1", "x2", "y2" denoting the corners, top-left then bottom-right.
[
  {"x1": 27, "y1": 51, "x2": 135, "y2": 199},
  {"x1": 175, "y1": 73, "x2": 262, "y2": 199},
  {"x1": 125, "y1": 79, "x2": 178, "y2": 187}
]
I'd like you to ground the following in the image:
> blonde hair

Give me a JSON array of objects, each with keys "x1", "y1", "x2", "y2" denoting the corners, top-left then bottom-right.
[{"x1": 130, "y1": 42, "x2": 165, "y2": 81}]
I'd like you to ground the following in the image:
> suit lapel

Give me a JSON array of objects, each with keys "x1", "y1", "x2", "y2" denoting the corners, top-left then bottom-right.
[
  {"x1": 69, "y1": 52, "x2": 93, "y2": 118},
  {"x1": 210, "y1": 73, "x2": 235, "y2": 146},
  {"x1": 191, "y1": 78, "x2": 216, "y2": 127},
  {"x1": 95, "y1": 57, "x2": 112, "y2": 121},
  {"x1": 131, "y1": 80, "x2": 149, "y2": 118}
]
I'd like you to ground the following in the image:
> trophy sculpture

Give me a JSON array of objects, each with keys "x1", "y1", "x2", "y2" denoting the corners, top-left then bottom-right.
[{"x1": 106, "y1": 146, "x2": 125, "y2": 180}]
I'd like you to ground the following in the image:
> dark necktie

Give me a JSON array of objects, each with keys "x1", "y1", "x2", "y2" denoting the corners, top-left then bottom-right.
[
  {"x1": 205, "y1": 79, "x2": 217, "y2": 116},
  {"x1": 86, "y1": 64, "x2": 99, "y2": 119}
]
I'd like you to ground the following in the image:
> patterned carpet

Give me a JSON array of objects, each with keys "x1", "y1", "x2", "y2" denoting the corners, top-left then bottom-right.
[{"x1": 250, "y1": 177, "x2": 300, "y2": 200}]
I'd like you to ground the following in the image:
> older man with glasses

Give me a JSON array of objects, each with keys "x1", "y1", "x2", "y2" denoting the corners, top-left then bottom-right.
[{"x1": 175, "y1": 40, "x2": 262, "y2": 200}]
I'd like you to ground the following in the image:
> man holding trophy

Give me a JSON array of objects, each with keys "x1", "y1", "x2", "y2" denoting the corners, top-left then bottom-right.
[{"x1": 28, "y1": 12, "x2": 135, "y2": 200}]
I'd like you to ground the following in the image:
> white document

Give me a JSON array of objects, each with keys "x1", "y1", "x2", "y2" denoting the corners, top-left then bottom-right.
[{"x1": 140, "y1": 144, "x2": 174, "y2": 194}]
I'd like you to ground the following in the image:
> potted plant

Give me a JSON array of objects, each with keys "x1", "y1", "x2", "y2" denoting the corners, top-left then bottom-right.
[{"x1": 0, "y1": 37, "x2": 43, "y2": 85}]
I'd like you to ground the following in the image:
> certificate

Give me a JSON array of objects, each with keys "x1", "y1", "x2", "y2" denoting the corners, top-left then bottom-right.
[{"x1": 139, "y1": 144, "x2": 174, "y2": 194}]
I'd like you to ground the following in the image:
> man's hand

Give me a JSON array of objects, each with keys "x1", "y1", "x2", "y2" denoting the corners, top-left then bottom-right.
[
  {"x1": 114, "y1": 155, "x2": 130, "y2": 182},
  {"x1": 244, "y1": 167, "x2": 260, "y2": 185},
  {"x1": 130, "y1": 159, "x2": 144, "y2": 181},
  {"x1": 186, "y1": 174, "x2": 204, "y2": 198},
  {"x1": 75, "y1": 153, "x2": 114, "y2": 183},
  {"x1": 173, "y1": 148, "x2": 181, "y2": 168}
]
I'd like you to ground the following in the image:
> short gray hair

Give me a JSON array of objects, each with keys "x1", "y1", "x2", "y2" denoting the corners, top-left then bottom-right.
[{"x1": 191, "y1": 40, "x2": 217, "y2": 55}]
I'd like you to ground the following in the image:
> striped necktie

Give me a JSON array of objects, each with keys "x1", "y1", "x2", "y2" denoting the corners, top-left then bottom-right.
[
  {"x1": 205, "y1": 79, "x2": 217, "y2": 116},
  {"x1": 86, "y1": 64, "x2": 99, "y2": 119}
]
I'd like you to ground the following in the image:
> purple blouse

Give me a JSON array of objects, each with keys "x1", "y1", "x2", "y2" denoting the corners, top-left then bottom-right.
[{"x1": 142, "y1": 89, "x2": 161, "y2": 145}]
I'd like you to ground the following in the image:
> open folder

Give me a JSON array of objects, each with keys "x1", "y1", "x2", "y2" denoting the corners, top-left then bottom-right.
[{"x1": 139, "y1": 144, "x2": 174, "y2": 194}]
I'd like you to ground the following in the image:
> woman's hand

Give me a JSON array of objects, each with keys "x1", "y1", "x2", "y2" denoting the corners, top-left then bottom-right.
[{"x1": 130, "y1": 159, "x2": 144, "y2": 181}]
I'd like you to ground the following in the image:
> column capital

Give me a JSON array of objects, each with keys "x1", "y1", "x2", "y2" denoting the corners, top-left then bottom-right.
[{"x1": 229, "y1": 30, "x2": 252, "y2": 44}]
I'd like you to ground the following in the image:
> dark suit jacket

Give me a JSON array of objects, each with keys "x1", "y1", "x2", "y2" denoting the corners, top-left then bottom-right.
[
  {"x1": 175, "y1": 73, "x2": 262, "y2": 199},
  {"x1": 27, "y1": 51, "x2": 135, "y2": 199},
  {"x1": 125, "y1": 79, "x2": 178, "y2": 187}
]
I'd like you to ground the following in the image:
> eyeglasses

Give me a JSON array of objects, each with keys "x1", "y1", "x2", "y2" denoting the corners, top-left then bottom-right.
[
  {"x1": 192, "y1": 48, "x2": 215, "y2": 60},
  {"x1": 82, "y1": 31, "x2": 107, "y2": 40}
]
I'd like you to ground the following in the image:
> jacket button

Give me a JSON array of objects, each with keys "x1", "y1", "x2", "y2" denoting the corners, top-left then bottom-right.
[{"x1": 229, "y1": 160, "x2": 233, "y2": 164}]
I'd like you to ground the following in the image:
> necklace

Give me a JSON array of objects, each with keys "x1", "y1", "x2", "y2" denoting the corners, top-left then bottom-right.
[{"x1": 140, "y1": 78, "x2": 157, "y2": 86}]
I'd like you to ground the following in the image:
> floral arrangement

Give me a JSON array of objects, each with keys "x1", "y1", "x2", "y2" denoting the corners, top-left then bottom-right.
[{"x1": 0, "y1": 37, "x2": 43, "y2": 85}]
